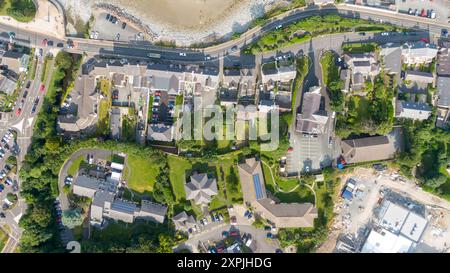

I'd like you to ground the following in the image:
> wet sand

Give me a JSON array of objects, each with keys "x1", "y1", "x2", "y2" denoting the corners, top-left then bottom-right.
[{"x1": 106, "y1": 0, "x2": 250, "y2": 30}]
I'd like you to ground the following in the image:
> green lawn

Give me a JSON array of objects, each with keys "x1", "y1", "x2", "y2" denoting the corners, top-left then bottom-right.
[
  {"x1": 96, "y1": 100, "x2": 110, "y2": 136},
  {"x1": 67, "y1": 155, "x2": 85, "y2": 176},
  {"x1": 123, "y1": 154, "x2": 162, "y2": 194},
  {"x1": 342, "y1": 42, "x2": 378, "y2": 54},
  {"x1": 167, "y1": 155, "x2": 192, "y2": 201},
  {"x1": 0, "y1": 228, "x2": 8, "y2": 252}
]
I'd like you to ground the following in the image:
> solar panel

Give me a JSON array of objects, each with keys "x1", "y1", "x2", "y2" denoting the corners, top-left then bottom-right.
[{"x1": 253, "y1": 174, "x2": 264, "y2": 200}]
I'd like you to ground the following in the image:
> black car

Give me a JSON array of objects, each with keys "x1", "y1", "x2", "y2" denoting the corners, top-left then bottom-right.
[
  {"x1": 0, "y1": 212, "x2": 5, "y2": 218},
  {"x1": 57, "y1": 42, "x2": 64, "y2": 48},
  {"x1": 47, "y1": 40, "x2": 54, "y2": 46},
  {"x1": 122, "y1": 22, "x2": 127, "y2": 29},
  {"x1": 23, "y1": 90, "x2": 28, "y2": 98},
  {"x1": 31, "y1": 98, "x2": 39, "y2": 114},
  {"x1": 26, "y1": 81, "x2": 31, "y2": 89},
  {"x1": 106, "y1": 13, "x2": 111, "y2": 20}
]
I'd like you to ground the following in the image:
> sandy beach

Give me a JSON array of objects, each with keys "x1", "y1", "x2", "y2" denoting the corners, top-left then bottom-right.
[{"x1": 59, "y1": 0, "x2": 281, "y2": 45}]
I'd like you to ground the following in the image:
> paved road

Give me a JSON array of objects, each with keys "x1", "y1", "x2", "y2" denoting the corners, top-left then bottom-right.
[
  {"x1": 0, "y1": 49, "x2": 53, "y2": 253},
  {"x1": 0, "y1": 4, "x2": 446, "y2": 64}
]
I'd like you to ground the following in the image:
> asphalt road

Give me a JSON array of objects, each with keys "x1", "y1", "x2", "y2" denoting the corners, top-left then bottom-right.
[{"x1": 0, "y1": 48, "x2": 52, "y2": 252}]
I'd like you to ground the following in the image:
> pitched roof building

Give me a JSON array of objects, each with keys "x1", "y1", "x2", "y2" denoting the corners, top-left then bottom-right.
[
  {"x1": 295, "y1": 86, "x2": 328, "y2": 135},
  {"x1": 401, "y1": 42, "x2": 438, "y2": 65},
  {"x1": 341, "y1": 136, "x2": 397, "y2": 164},
  {"x1": 437, "y1": 76, "x2": 450, "y2": 108},
  {"x1": 1, "y1": 51, "x2": 29, "y2": 75},
  {"x1": 172, "y1": 211, "x2": 198, "y2": 233},
  {"x1": 395, "y1": 100, "x2": 432, "y2": 120},
  {"x1": 237, "y1": 158, "x2": 318, "y2": 228},
  {"x1": 147, "y1": 123, "x2": 174, "y2": 142},
  {"x1": 184, "y1": 173, "x2": 218, "y2": 205}
]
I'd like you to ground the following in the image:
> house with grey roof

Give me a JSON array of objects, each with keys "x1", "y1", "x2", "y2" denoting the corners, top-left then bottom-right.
[
  {"x1": 395, "y1": 100, "x2": 432, "y2": 120},
  {"x1": 405, "y1": 70, "x2": 434, "y2": 85},
  {"x1": 344, "y1": 53, "x2": 379, "y2": 91},
  {"x1": 136, "y1": 200, "x2": 168, "y2": 224},
  {"x1": 147, "y1": 123, "x2": 174, "y2": 142},
  {"x1": 237, "y1": 157, "x2": 318, "y2": 228},
  {"x1": 380, "y1": 43, "x2": 402, "y2": 82},
  {"x1": 437, "y1": 44, "x2": 450, "y2": 77},
  {"x1": 184, "y1": 173, "x2": 218, "y2": 206},
  {"x1": 73, "y1": 175, "x2": 119, "y2": 198},
  {"x1": 295, "y1": 86, "x2": 328, "y2": 135},
  {"x1": 0, "y1": 51, "x2": 29, "y2": 75},
  {"x1": 90, "y1": 190, "x2": 115, "y2": 226},
  {"x1": 110, "y1": 108, "x2": 121, "y2": 140},
  {"x1": 57, "y1": 74, "x2": 98, "y2": 136},
  {"x1": 341, "y1": 135, "x2": 398, "y2": 164},
  {"x1": 0, "y1": 74, "x2": 16, "y2": 95},
  {"x1": 401, "y1": 42, "x2": 438, "y2": 65},
  {"x1": 172, "y1": 211, "x2": 198, "y2": 233},
  {"x1": 437, "y1": 76, "x2": 450, "y2": 108}
]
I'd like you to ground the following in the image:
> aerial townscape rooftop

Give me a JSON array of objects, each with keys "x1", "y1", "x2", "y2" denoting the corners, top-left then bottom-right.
[{"x1": 0, "y1": 0, "x2": 449, "y2": 265}]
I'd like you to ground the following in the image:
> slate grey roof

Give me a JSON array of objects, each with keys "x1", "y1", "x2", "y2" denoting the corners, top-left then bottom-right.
[
  {"x1": 172, "y1": 211, "x2": 197, "y2": 232},
  {"x1": 184, "y1": 173, "x2": 218, "y2": 205},
  {"x1": 296, "y1": 86, "x2": 328, "y2": 134},
  {"x1": 395, "y1": 100, "x2": 432, "y2": 120},
  {"x1": 437, "y1": 76, "x2": 450, "y2": 107},
  {"x1": 341, "y1": 136, "x2": 397, "y2": 164},
  {"x1": 147, "y1": 123, "x2": 174, "y2": 142}
]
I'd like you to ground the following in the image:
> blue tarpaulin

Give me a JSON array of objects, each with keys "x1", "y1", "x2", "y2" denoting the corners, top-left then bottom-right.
[{"x1": 341, "y1": 189, "x2": 353, "y2": 200}]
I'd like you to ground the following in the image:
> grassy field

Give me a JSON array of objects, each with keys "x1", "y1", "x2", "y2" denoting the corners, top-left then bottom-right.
[
  {"x1": 0, "y1": 227, "x2": 9, "y2": 252},
  {"x1": 342, "y1": 42, "x2": 378, "y2": 54},
  {"x1": 167, "y1": 154, "x2": 242, "y2": 209},
  {"x1": 123, "y1": 154, "x2": 162, "y2": 194},
  {"x1": 67, "y1": 155, "x2": 85, "y2": 176}
]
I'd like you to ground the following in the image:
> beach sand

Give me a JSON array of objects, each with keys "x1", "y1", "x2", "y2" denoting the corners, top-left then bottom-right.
[{"x1": 60, "y1": 0, "x2": 279, "y2": 45}]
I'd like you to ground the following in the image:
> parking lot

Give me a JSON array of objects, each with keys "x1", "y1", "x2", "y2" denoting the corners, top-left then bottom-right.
[
  {"x1": 286, "y1": 114, "x2": 339, "y2": 175},
  {"x1": 91, "y1": 12, "x2": 142, "y2": 42},
  {"x1": 396, "y1": 0, "x2": 450, "y2": 24}
]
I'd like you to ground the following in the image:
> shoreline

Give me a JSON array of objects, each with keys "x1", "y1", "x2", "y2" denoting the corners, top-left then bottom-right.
[{"x1": 62, "y1": 0, "x2": 279, "y2": 46}]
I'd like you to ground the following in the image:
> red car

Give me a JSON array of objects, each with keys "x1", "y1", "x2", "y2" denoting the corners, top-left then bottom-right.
[
  {"x1": 42, "y1": 38, "x2": 48, "y2": 46},
  {"x1": 287, "y1": 147, "x2": 294, "y2": 152},
  {"x1": 229, "y1": 230, "x2": 238, "y2": 237},
  {"x1": 40, "y1": 84, "x2": 45, "y2": 93},
  {"x1": 420, "y1": 38, "x2": 429, "y2": 43},
  {"x1": 16, "y1": 108, "x2": 22, "y2": 116}
]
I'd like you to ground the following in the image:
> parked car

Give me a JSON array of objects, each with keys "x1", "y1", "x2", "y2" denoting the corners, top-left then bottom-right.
[
  {"x1": 230, "y1": 216, "x2": 237, "y2": 225},
  {"x1": 39, "y1": 84, "x2": 46, "y2": 93},
  {"x1": 57, "y1": 42, "x2": 64, "y2": 48},
  {"x1": 26, "y1": 81, "x2": 31, "y2": 89},
  {"x1": 31, "y1": 98, "x2": 39, "y2": 114},
  {"x1": 22, "y1": 90, "x2": 28, "y2": 99},
  {"x1": 222, "y1": 231, "x2": 229, "y2": 238},
  {"x1": 231, "y1": 45, "x2": 238, "y2": 52},
  {"x1": 229, "y1": 230, "x2": 238, "y2": 237},
  {"x1": 122, "y1": 22, "x2": 127, "y2": 29},
  {"x1": 106, "y1": 13, "x2": 111, "y2": 20},
  {"x1": 264, "y1": 225, "x2": 272, "y2": 231},
  {"x1": 5, "y1": 177, "x2": 12, "y2": 186},
  {"x1": 179, "y1": 52, "x2": 187, "y2": 57},
  {"x1": 65, "y1": 176, "x2": 73, "y2": 185},
  {"x1": 266, "y1": 232, "x2": 273, "y2": 239},
  {"x1": 0, "y1": 212, "x2": 5, "y2": 218}
]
